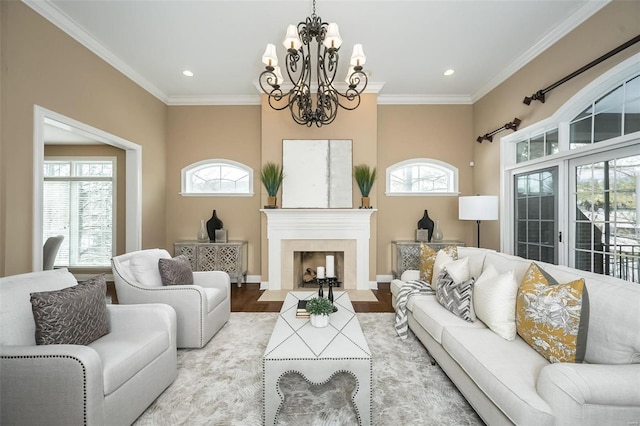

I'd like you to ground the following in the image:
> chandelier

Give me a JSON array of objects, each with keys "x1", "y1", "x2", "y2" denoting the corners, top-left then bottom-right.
[{"x1": 258, "y1": 0, "x2": 368, "y2": 127}]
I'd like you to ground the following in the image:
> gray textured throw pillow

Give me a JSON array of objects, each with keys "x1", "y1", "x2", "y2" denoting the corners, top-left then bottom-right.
[
  {"x1": 30, "y1": 274, "x2": 110, "y2": 345},
  {"x1": 435, "y1": 271, "x2": 476, "y2": 322},
  {"x1": 158, "y1": 255, "x2": 194, "y2": 286}
]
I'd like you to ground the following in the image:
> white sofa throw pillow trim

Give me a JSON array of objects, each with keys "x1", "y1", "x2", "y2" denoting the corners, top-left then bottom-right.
[{"x1": 473, "y1": 264, "x2": 519, "y2": 341}]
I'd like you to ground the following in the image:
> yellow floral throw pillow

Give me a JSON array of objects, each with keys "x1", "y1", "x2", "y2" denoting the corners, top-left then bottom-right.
[
  {"x1": 516, "y1": 263, "x2": 589, "y2": 363},
  {"x1": 419, "y1": 244, "x2": 436, "y2": 282},
  {"x1": 419, "y1": 244, "x2": 458, "y2": 283}
]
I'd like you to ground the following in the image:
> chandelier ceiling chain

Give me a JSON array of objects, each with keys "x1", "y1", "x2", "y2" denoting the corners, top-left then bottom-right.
[{"x1": 258, "y1": 0, "x2": 368, "y2": 127}]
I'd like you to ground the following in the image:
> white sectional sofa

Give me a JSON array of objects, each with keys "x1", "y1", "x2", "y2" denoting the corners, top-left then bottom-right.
[{"x1": 391, "y1": 247, "x2": 640, "y2": 426}]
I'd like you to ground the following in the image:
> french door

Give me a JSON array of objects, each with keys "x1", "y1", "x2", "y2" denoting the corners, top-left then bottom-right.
[
  {"x1": 569, "y1": 146, "x2": 640, "y2": 283},
  {"x1": 514, "y1": 167, "x2": 559, "y2": 264}
]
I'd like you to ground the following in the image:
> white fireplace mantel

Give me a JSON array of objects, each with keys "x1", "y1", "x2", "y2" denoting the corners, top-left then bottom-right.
[{"x1": 261, "y1": 209, "x2": 376, "y2": 290}]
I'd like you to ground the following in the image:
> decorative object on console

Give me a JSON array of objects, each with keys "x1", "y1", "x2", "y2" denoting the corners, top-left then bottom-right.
[
  {"x1": 354, "y1": 164, "x2": 376, "y2": 208},
  {"x1": 458, "y1": 195, "x2": 499, "y2": 248},
  {"x1": 206, "y1": 209, "x2": 223, "y2": 242},
  {"x1": 257, "y1": 0, "x2": 368, "y2": 127},
  {"x1": 432, "y1": 220, "x2": 444, "y2": 241},
  {"x1": 305, "y1": 297, "x2": 334, "y2": 328},
  {"x1": 197, "y1": 219, "x2": 209, "y2": 243},
  {"x1": 516, "y1": 263, "x2": 590, "y2": 363},
  {"x1": 260, "y1": 162, "x2": 284, "y2": 208},
  {"x1": 215, "y1": 229, "x2": 227, "y2": 243},
  {"x1": 417, "y1": 210, "x2": 435, "y2": 242},
  {"x1": 30, "y1": 274, "x2": 110, "y2": 345}
]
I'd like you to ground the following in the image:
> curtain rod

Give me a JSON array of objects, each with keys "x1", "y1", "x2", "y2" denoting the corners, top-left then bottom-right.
[
  {"x1": 523, "y1": 34, "x2": 640, "y2": 105},
  {"x1": 476, "y1": 118, "x2": 521, "y2": 143}
]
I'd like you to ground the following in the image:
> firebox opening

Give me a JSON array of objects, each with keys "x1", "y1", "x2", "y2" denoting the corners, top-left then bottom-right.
[{"x1": 294, "y1": 251, "x2": 344, "y2": 288}]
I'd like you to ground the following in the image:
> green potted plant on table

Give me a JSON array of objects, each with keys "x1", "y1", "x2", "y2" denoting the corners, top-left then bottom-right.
[
  {"x1": 353, "y1": 164, "x2": 376, "y2": 208},
  {"x1": 260, "y1": 162, "x2": 284, "y2": 208},
  {"x1": 305, "y1": 297, "x2": 334, "y2": 328}
]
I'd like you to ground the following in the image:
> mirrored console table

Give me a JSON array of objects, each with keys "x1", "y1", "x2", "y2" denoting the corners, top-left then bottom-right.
[
  {"x1": 174, "y1": 240, "x2": 248, "y2": 287},
  {"x1": 391, "y1": 240, "x2": 465, "y2": 279}
]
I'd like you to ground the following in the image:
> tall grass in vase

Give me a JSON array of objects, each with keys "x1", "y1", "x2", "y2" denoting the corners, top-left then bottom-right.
[
  {"x1": 353, "y1": 164, "x2": 376, "y2": 208},
  {"x1": 261, "y1": 162, "x2": 284, "y2": 208}
]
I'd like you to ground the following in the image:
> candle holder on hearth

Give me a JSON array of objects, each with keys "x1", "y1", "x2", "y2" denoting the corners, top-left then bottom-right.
[
  {"x1": 317, "y1": 277, "x2": 326, "y2": 298},
  {"x1": 327, "y1": 277, "x2": 339, "y2": 312}
]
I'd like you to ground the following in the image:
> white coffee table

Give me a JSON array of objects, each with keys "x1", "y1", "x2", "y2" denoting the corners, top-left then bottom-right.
[{"x1": 262, "y1": 291, "x2": 372, "y2": 425}]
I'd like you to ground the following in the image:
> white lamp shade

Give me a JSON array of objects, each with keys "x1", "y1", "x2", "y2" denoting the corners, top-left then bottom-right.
[
  {"x1": 459, "y1": 196, "x2": 499, "y2": 221},
  {"x1": 283, "y1": 24, "x2": 302, "y2": 50},
  {"x1": 261, "y1": 44, "x2": 278, "y2": 67},
  {"x1": 350, "y1": 44, "x2": 366, "y2": 66},
  {"x1": 323, "y1": 23, "x2": 342, "y2": 49}
]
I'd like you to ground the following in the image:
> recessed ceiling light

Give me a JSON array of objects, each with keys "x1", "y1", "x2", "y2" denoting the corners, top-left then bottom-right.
[
  {"x1": 182, "y1": 70, "x2": 194, "y2": 77},
  {"x1": 444, "y1": 69, "x2": 455, "y2": 76}
]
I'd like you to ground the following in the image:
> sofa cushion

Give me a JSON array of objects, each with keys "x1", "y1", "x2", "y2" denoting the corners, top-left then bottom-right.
[
  {"x1": 473, "y1": 264, "x2": 519, "y2": 341},
  {"x1": 30, "y1": 274, "x2": 109, "y2": 346},
  {"x1": 442, "y1": 326, "x2": 554, "y2": 425},
  {"x1": 419, "y1": 244, "x2": 437, "y2": 282},
  {"x1": 158, "y1": 255, "x2": 194, "y2": 286},
  {"x1": 0, "y1": 269, "x2": 78, "y2": 346},
  {"x1": 411, "y1": 297, "x2": 485, "y2": 344},
  {"x1": 89, "y1": 325, "x2": 171, "y2": 395},
  {"x1": 129, "y1": 250, "x2": 172, "y2": 287},
  {"x1": 516, "y1": 263, "x2": 589, "y2": 363}
]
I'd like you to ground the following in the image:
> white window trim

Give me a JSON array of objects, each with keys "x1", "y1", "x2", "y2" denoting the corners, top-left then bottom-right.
[
  {"x1": 385, "y1": 158, "x2": 460, "y2": 196},
  {"x1": 180, "y1": 158, "x2": 254, "y2": 196},
  {"x1": 500, "y1": 52, "x2": 640, "y2": 255},
  {"x1": 44, "y1": 156, "x2": 117, "y2": 267}
]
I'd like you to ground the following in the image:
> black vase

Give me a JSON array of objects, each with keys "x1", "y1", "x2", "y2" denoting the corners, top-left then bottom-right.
[
  {"x1": 417, "y1": 210, "x2": 435, "y2": 242},
  {"x1": 206, "y1": 210, "x2": 223, "y2": 242}
]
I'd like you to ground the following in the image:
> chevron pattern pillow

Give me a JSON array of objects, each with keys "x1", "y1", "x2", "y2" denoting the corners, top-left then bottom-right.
[
  {"x1": 435, "y1": 270, "x2": 476, "y2": 322},
  {"x1": 30, "y1": 274, "x2": 110, "y2": 345}
]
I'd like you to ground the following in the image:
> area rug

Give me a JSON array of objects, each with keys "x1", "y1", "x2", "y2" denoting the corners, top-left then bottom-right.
[
  {"x1": 257, "y1": 289, "x2": 378, "y2": 302},
  {"x1": 134, "y1": 313, "x2": 483, "y2": 426}
]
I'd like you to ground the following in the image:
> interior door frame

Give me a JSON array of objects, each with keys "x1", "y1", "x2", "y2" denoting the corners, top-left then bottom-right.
[{"x1": 33, "y1": 105, "x2": 142, "y2": 270}]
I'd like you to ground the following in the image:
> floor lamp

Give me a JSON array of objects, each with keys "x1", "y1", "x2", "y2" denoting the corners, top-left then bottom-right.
[{"x1": 459, "y1": 196, "x2": 499, "y2": 248}]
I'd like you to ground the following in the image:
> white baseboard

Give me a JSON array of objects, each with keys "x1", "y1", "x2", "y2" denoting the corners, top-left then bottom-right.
[{"x1": 376, "y1": 274, "x2": 393, "y2": 283}]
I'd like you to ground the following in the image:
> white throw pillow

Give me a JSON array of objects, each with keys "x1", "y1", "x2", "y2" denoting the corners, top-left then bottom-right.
[
  {"x1": 473, "y1": 264, "x2": 519, "y2": 341},
  {"x1": 443, "y1": 257, "x2": 470, "y2": 284},
  {"x1": 129, "y1": 250, "x2": 169, "y2": 287},
  {"x1": 431, "y1": 250, "x2": 455, "y2": 290}
]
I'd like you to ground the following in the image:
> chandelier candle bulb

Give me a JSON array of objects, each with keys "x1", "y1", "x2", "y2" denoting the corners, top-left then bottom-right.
[
  {"x1": 317, "y1": 266, "x2": 325, "y2": 279},
  {"x1": 350, "y1": 44, "x2": 366, "y2": 67},
  {"x1": 326, "y1": 255, "x2": 335, "y2": 278},
  {"x1": 262, "y1": 44, "x2": 278, "y2": 67}
]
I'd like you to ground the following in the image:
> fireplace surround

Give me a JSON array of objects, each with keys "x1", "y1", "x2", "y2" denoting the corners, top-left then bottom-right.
[{"x1": 261, "y1": 209, "x2": 376, "y2": 290}]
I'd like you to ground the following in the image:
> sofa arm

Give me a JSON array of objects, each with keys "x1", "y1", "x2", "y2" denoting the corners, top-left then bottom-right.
[
  {"x1": 0, "y1": 344, "x2": 105, "y2": 425},
  {"x1": 537, "y1": 363, "x2": 640, "y2": 424},
  {"x1": 193, "y1": 270, "x2": 230, "y2": 290},
  {"x1": 107, "y1": 303, "x2": 177, "y2": 348}
]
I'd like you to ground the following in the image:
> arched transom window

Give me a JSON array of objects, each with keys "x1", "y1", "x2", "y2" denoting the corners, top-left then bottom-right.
[
  {"x1": 386, "y1": 158, "x2": 459, "y2": 196},
  {"x1": 181, "y1": 159, "x2": 253, "y2": 196}
]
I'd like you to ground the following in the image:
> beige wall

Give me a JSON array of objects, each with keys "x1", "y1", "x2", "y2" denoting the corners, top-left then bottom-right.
[
  {"x1": 165, "y1": 105, "x2": 262, "y2": 275},
  {"x1": 44, "y1": 144, "x2": 127, "y2": 272},
  {"x1": 377, "y1": 105, "x2": 475, "y2": 274},
  {"x1": 0, "y1": 2, "x2": 167, "y2": 275},
  {"x1": 473, "y1": 0, "x2": 640, "y2": 251}
]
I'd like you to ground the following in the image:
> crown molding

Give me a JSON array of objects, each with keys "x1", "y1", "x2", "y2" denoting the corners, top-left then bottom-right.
[
  {"x1": 377, "y1": 94, "x2": 472, "y2": 105},
  {"x1": 22, "y1": 0, "x2": 169, "y2": 104},
  {"x1": 470, "y1": 0, "x2": 611, "y2": 103},
  {"x1": 168, "y1": 95, "x2": 261, "y2": 106}
]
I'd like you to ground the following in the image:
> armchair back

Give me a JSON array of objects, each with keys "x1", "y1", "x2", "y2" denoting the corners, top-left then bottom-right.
[{"x1": 0, "y1": 268, "x2": 78, "y2": 346}]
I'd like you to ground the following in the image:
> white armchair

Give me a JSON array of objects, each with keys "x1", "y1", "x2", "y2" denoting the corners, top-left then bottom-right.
[
  {"x1": 111, "y1": 249, "x2": 231, "y2": 348},
  {"x1": 0, "y1": 268, "x2": 177, "y2": 425}
]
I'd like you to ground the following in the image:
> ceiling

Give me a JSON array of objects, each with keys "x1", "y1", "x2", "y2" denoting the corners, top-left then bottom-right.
[{"x1": 27, "y1": 0, "x2": 609, "y2": 105}]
